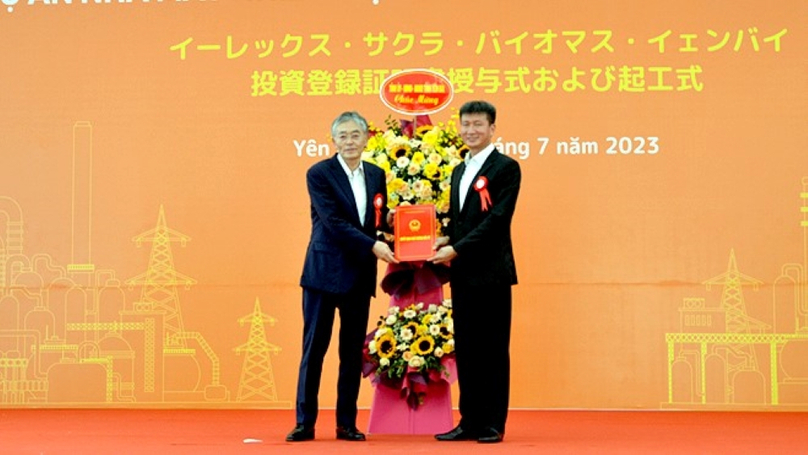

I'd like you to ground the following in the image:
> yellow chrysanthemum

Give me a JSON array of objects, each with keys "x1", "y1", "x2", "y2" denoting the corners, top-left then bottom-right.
[
  {"x1": 441, "y1": 341, "x2": 454, "y2": 354},
  {"x1": 377, "y1": 333, "x2": 397, "y2": 359},
  {"x1": 367, "y1": 134, "x2": 386, "y2": 151},
  {"x1": 411, "y1": 151, "x2": 426, "y2": 166},
  {"x1": 421, "y1": 128, "x2": 439, "y2": 146},
  {"x1": 388, "y1": 178, "x2": 407, "y2": 194},
  {"x1": 435, "y1": 199, "x2": 450, "y2": 215},
  {"x1": 412, "y1": 335, "x2": 435, "y2": 355}
]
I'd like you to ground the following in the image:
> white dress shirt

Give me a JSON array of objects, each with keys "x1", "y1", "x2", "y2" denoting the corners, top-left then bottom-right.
[
  {"x1": 337, "y1": 155, "x2": 367, "y2": 225},
  {"x1": 459, "y1": 143, "x2": 495, "y2": 211}
]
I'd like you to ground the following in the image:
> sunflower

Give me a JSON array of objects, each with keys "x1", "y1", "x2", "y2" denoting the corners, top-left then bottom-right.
[
  {"x1": 457, "y1": 144, "x2": 470, "y2": 159},
  {"x1": 390, "y1": 143, "x2": 411, "y2": 158},
  {"x1": 415, "y1": 124, "x2": 434, "y2": 138},
  {"x1": 377, "y1": 333, "x2": 397, "y2": 359},
  {"x1": 412, "y1": 335, "x2": 435, "y2": 356},
  {"x1": 403, "y1": 321, "x2": 419, "y2": 338},
  {"x1": 439, "y1": 324, "x2": 452, "y2": 338}
]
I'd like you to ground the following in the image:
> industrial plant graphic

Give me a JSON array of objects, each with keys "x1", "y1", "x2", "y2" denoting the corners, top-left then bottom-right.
[
  {"x1": 0, "y1": 122, "x2": 289, "y2": 407},
  {"x1": 665, "y1": 177, "x2": 808, "y2": 407}
]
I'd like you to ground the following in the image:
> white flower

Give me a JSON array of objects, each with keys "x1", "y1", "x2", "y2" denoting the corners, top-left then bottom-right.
[
  {"x1": 446, "y1": 339, "x2": 455, "y2": 348},
  {"x1": 408, "y1": 356, "x2": 425, "y2": 368},
  {"x1": 434, "y1": 347, "x2": 444, "y2": 358},
  {"x1": 396, "y1": 156, "x2": 410, "y2": 168},
  {"x1": 438, "y1": 305, "x2": 449, "y2": 315},
  {"x1": 429, "y1": 325, "x2": 441, "y2": 336},
  {"x1": 388, "y1": 307, "x2": 399, "y2": 315},
  {"x1": 375, "y1": 328, "x2": 390, "y2": 338},
  {"x1": 380, "y1": 357, "x2": 390, "y2": 367},
  {"x1": 428, "y1": 304, "x2": 438, "y2": 313},
  {"x1": 418, "y1": 184, "x2": 433, "y2": 200},
  {"x1": 407, "y1": 162, "x2": 421, "y2": 176},
  {"x1": 368, "y1": 340, "x2": 377, "y2": 354},
  {"x1": 386, "y1": 314, "x2": 397, "y2": 325},
  {"x1": 401, "y1": 328, "x2": 414, "y2": 342},
  {"x1": 416, "y1": 303, "x2": 424, "y2": 310},
  {"x1": 397, "y1": 343, "x2": 410, "y2": 352},
  {"x1": 403, "y1": 309, "x2": 417, "y2": 320},
  {"x1": 443, "y1": 300, "x2": 452, "y2": 309},
  {"x1": 428, "y1": 152, "x2": 443, "y2": 164}
]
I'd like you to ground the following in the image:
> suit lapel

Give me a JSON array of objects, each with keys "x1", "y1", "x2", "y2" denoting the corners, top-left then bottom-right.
[
  {"x1": 328, "y1": 156, "x2": 362, "y2": 226},
  {"x1": 451, "y1": 162, "x2": 465, "y2": 221},
  {"x1": 362, "y1": 165, "x2": 377, "y2": 228},
  {"x1": 458, "y1": 150, "x2": 499, "y2": 218}
]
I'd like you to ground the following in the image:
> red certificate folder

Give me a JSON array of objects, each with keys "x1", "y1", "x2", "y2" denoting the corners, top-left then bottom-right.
[{"x1": 394, "y1": 204, "x2": 437, "y2": 261}]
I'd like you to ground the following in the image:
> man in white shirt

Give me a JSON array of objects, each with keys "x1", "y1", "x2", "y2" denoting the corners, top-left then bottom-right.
[
  {"x1": 288, "y1": 112, "x2": 397, "y2": 442},
  {"x1": 430, "y1": 100, "x2": 521, "y2": 444}
]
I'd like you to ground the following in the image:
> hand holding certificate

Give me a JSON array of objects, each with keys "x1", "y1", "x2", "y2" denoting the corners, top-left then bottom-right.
[{"x1": 394, "y1": 205, "x2": 437, "y2": 261}]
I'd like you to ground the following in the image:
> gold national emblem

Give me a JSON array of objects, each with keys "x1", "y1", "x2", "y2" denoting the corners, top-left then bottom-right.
[{"x1": 408, "y1": 219, "x2": 421, "y2": 232}]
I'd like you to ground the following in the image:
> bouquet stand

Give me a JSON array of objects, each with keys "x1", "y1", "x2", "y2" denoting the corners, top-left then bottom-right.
[
  {"x1": 368, "y1": 378, "x2": 453, "y2": 434},
  {"x1": 366, "y1": 262, "x2": 455, "y2": 435}
]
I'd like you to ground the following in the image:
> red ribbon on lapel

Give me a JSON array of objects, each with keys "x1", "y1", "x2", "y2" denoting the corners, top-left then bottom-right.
[
  {"x1": 474, "y1": 176, "x2": 492, "y2": 212},
  {"x1": 373, "y1": 193, "x2": 384, "y2": 228}
]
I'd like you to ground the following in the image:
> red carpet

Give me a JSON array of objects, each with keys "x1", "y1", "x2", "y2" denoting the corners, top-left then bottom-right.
[{"x1": 1, "y1": 409, "x2": 806, "y2": 454}]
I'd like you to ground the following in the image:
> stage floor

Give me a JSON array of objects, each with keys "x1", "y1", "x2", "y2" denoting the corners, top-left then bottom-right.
[{"x1": 1, "y1": 408, "x2": 806, "y2": 454}]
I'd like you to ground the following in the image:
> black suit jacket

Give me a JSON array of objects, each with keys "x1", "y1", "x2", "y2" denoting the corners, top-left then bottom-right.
[
  {"x1": 299, "y1": 155, "x2": 388, "y2": 297},
  {"x1": 447, "y1": 149, "x2": 520, "y2": 288}
]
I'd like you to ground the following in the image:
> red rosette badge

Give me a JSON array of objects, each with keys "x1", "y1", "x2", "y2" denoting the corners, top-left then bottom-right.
[
  {"x1": 373, "y1": 193, "x2": 384, "y2": 227},
  {"x1": 473, "y1": 176, "x2": 492, "y2": 212}
]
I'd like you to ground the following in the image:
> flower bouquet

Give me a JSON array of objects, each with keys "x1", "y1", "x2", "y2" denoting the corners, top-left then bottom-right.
[
  {"x1": 363, "y1": 114, "x2": 467, "y2": 236},
  {"x1": 363, "y1": 300, "x2": 455, "y2": 409}
]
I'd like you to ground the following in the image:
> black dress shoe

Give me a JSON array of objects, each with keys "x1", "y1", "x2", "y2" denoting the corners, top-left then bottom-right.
[
  {"x1": 285, "y1": 425, "x2": 315, "y2": 442},
  {"x1": 435, "y1": 425, "x2": 479, "y2": 441},
  {"x1": 477, "y1": 427, "x2": 504, "y2": 443},
  {"x1": 336, "y1": 426, "x2": 366, "y2": 441}
]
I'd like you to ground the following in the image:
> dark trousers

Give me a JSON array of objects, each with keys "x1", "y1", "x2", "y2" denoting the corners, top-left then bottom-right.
[
  {"x1": 451, "y1": 283, "x2": 512, "y2": 434},
  {"x1": 294, "y1": 287, "x2": 371, "y2": 428}
]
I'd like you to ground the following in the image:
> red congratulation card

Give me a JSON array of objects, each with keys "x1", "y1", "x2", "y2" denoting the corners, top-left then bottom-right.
[{"x1": 394, "y1": 204, "x2": 437, "y2": 261}]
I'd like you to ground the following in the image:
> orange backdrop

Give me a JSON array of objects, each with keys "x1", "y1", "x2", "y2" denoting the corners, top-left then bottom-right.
[{"x1": 1, "y1": 0, "x2": 807, "y2": 410}]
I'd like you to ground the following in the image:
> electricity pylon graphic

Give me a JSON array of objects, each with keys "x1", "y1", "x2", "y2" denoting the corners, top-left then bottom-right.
[
  {"x1": 126, "y1": 205, "x2": 196, "y2": 347},
  {"x1": 235, "y1": 297, "x2": 282, "y2": 402},
  {"x1": 703, "y1": 249, "x2": 764, "y2": 398}
]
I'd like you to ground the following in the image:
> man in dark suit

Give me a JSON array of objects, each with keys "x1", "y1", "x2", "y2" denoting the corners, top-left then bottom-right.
[
  {"x1": 286, "y1": 111, "x2": 397, "y2": 443},
  {"x1": 429, "y1": 100, "x2": 521, "y2": 444}
]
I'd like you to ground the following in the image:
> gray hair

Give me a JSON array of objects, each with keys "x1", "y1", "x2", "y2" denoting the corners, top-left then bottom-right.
[{"x1": 331, "y1": 111, "x2": 369, "y2": 137}]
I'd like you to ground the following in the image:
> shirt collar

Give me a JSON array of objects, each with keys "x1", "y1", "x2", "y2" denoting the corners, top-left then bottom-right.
[
  {"x1": 337, "y1": 154, "x2": 364, "y2": 177},
  {"x1": 465, "y1": 143, "x2": 495, "y2": 166}
]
